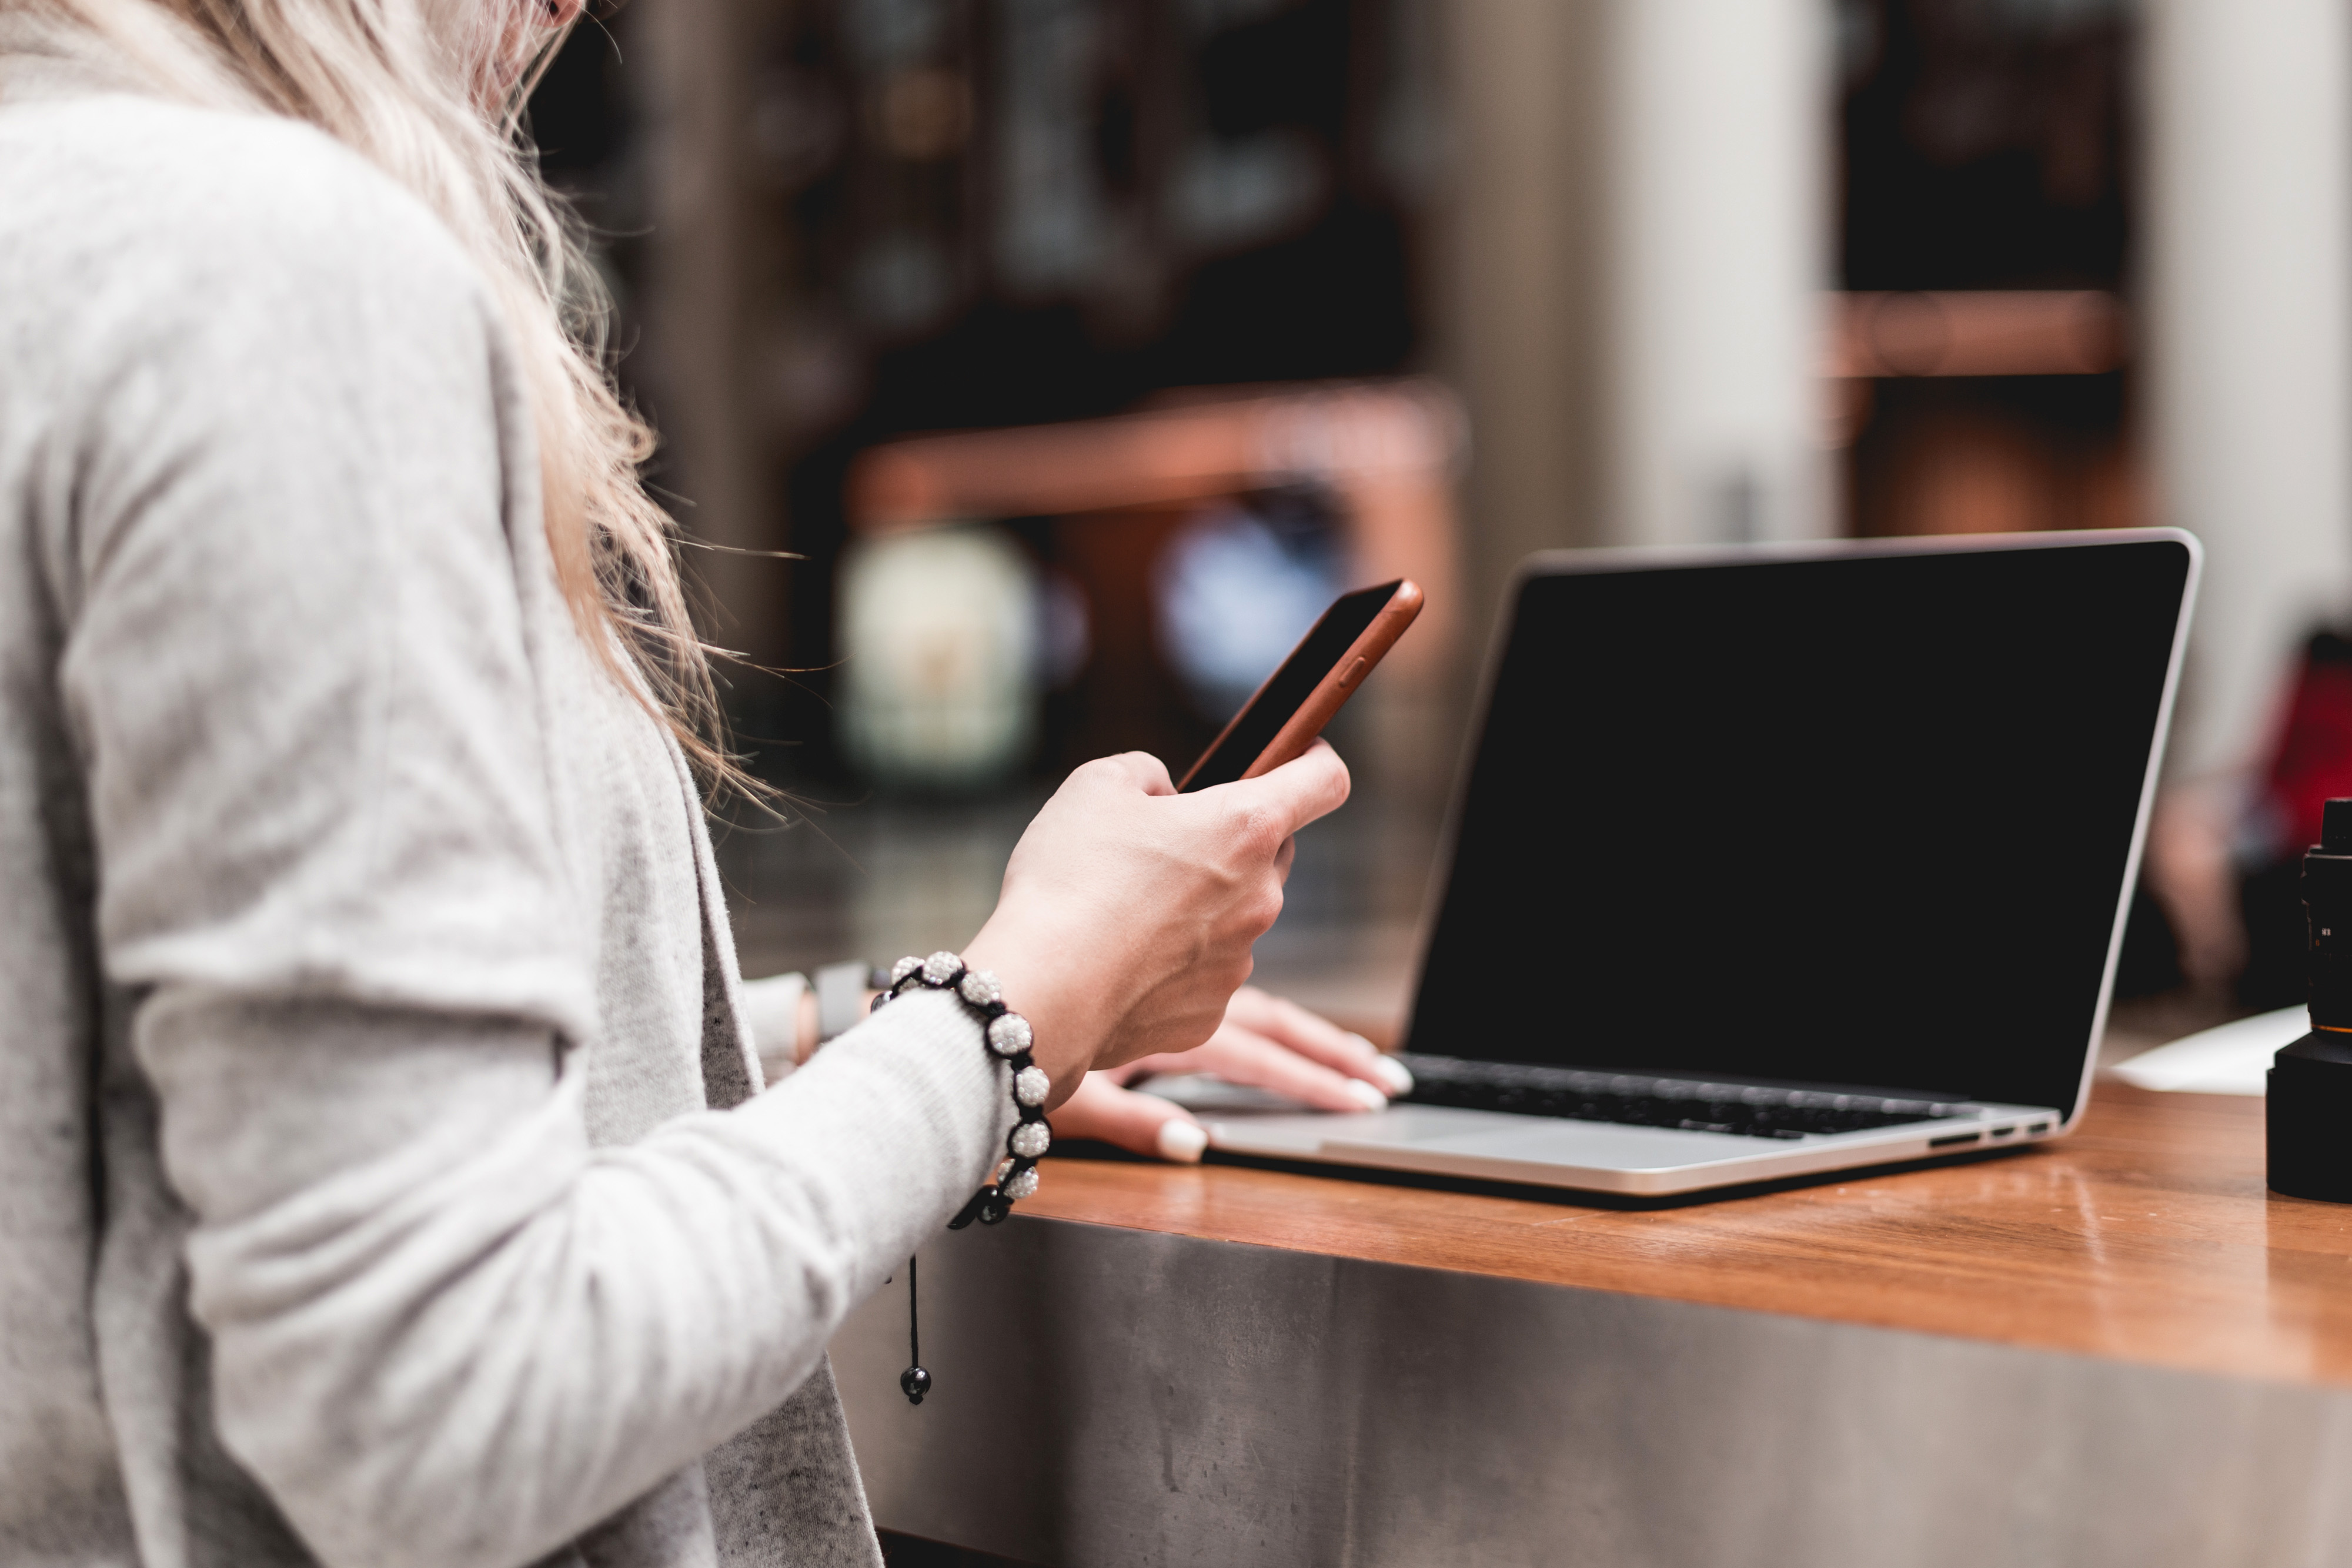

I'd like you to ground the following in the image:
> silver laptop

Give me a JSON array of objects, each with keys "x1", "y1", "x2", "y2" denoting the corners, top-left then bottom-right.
[{"x1": 1160, "y1": 531, "x2": 2200, "y2": 1196}]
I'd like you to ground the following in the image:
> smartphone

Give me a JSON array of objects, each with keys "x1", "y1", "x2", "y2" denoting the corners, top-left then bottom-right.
[{"x1": 1176, "y1": 579, "x2": 1424, "y2": 793}]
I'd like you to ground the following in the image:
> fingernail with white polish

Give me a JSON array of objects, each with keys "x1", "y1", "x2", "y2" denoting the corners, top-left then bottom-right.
[
  {"x1": 1157, "y1": 1119, "x2": 1209, "y2": 1164},
  {"x1": 1369, "y1": 1055, "x2": 1414, "y2": 1096},
  {"x1": 1346, "y1": 1031, "x2": 1379, "y2": 1056},
  {"x1": 1344, "y1": 1078, "x2": 1389, "y2": 1112}
]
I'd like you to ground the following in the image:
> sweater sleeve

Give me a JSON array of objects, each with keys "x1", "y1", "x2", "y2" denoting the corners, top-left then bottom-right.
[
  {"x1": 156, "y1": 989, "x2": 1007, "y2": 1568},
  {"x1": 55, "y1": 115, "x2": 1011, "y2": 1568}
]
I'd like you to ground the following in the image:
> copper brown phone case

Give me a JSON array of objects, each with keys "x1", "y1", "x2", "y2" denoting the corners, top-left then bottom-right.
[{"x1": 1176, "y1": 579, "x2": 1424, "y2": 792}]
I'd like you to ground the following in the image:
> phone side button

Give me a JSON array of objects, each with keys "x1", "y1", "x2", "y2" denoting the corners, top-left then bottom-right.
[{"x1": 1337, "y1": 655, "x2": 1370, "y2": 690}]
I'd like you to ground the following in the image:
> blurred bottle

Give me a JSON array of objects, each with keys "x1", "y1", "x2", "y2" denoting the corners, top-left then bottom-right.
[{"x1": 838, "y1": 526, "x2": 1040, "y2": 793}]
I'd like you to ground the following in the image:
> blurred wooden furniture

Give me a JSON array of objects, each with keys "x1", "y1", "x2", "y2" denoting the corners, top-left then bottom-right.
[
  {"x1": 1826, "y1": 290, "x2": 2127, "y2": 382},
  {"x1": 1821, "y1": 290, "x2": 2143, "y2": 538},
  {"x1": 844, "y1": 380, "x2": 1466, "y2": 787},
  {"x1": 835, "y1": 1083, "x2": 2352, "y2": 1567},
  {"x1": 846, "y1": 379, "x2": 1463, "y2": 676}
]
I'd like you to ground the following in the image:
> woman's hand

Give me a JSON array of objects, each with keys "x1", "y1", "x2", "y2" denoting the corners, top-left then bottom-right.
[
  {"x1": 961, "y1": 743, "x2": 1350, "y2": 1108},
  {"x1": 1047, "y1": 987, "x2": 1414, "y2": 1161}
]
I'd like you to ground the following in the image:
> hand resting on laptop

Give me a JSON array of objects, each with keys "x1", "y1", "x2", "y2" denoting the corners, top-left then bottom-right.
[
  {"x1": 1053, "y1": 987, "x2": 1412, "y2": 1161},
  {"x1": 787, "y1": 982, "x2": 1404, "y2": 1160}
]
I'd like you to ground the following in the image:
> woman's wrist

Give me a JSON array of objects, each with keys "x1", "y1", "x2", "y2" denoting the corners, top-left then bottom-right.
[{"x1": 960, "y1": 918, "x2": 1110, "y2": 1106}]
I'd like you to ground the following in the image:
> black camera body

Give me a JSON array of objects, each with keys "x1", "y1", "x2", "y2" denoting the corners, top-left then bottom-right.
[{"x1": 2268, "y1": 798, "x2": 2352, "y2": 1202}]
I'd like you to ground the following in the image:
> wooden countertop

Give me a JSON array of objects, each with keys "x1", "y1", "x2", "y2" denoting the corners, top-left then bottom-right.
[{"x1": 1027, "y1": 1082, "x2": 2352, "y2": 1390}]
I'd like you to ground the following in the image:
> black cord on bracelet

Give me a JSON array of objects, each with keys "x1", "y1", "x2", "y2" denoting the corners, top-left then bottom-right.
[
  {"x1": 898, "y1": 1253, "x2": 930, "y2": 1405},
  {"x1": 874, "y1": 951, "x2": 1051, "y2": 1406}
]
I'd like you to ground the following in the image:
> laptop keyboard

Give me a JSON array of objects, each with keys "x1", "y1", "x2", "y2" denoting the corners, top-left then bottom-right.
[{"x1": 1395, "y1": 1055, "x2": 1972, "y2": 1141}]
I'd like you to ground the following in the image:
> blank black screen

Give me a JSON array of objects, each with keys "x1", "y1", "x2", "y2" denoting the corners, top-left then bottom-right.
[
  {"x1": 1182, "y1": 581, "x2": 1401, "y2": 792},
  {"x1": 1403, "y1": 540, "x2": 2191, "y2": 1117}
]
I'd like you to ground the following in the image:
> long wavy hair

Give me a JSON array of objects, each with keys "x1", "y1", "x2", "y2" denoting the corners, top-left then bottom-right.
[{"x1": 3, "y1": 0, "x2": 737, "y2": 783}]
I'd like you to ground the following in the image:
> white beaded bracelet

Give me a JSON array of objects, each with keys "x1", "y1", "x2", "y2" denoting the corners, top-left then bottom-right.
[
  {"x1": 872, "y1": 950, "x2": 1048, "y2": 1407},
  {"x1": 873, "y1": 949, "x2": 1051, "y2": 1223}
]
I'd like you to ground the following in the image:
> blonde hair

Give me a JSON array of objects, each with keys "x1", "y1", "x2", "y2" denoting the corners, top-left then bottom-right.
[{"x1": 4, "y1": 0, "x2": 737, "y2": 783}]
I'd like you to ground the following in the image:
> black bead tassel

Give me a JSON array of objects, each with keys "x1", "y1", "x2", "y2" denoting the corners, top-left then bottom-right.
[{"x1": 899, "y1": 1252, "x2": 930, "y2": 1405}]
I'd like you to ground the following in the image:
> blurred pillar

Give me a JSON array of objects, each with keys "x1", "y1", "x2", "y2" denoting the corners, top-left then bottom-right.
[
  {"x1": 2144, "y1": 0, "x2": 2352, "y2": 783},
  {"x1": 1436, "y1": 0, "x2": 1832, "y2": 644},
  {"x1": 1434, "y1": 0, "x2": 1609, "y2": 643},
  {"x1": 1602, "y1": 0, "x2": 1832, "y2": 551},
  {"x1": 635, "y1": 0, "x2": 789, "y2": 670}
]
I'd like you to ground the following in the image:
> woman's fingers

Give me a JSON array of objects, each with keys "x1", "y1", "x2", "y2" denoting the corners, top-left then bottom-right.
[
  {"x1": 1111, "y1": 988, "x2": 1414, "y2": 1107},
  {"x1": 1104, "y1": 750, "x2": 1177, "y2": 797},
  {"x1": 1048, "y1": 1072, "x2": 1210, "y2": 1162},
  {"x1": 1176, "y1": 1024, "x2": 1395, "y2": 1112},
  {"x1": 1221, "y1": 986, "x2": 1414, "y2": 1096}
]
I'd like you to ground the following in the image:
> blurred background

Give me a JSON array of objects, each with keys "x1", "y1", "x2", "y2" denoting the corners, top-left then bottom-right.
[{"x1": 531, "y1": 0, "x2": 2352, "y2": 1048}]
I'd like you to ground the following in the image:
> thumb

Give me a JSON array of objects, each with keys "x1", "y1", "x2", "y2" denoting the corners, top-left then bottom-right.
[
  {"x1": 1226, "y1": 738, "x2": 1351, "y2": 838},
  {"x1": 1049, "y1": 1074, "x2": 1211, "y2": 1163}
]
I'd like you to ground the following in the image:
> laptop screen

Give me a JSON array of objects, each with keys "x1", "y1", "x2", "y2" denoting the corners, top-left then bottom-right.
[{"x1": 1403, "y1": 537, "x2": 2194, "y2": 1119}]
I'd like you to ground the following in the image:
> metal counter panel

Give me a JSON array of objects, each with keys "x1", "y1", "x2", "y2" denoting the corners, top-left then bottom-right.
[{"x1": 834, "y1": 1213, "x2": 2352, "y2": 1568}]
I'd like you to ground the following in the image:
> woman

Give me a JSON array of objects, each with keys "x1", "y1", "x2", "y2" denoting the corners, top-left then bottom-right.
[{"x1": 0, "y1": 0, "x2": 1404, "y2": 1563}]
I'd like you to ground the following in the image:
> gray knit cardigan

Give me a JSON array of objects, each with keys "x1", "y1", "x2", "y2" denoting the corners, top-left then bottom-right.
[{"x1": 0, "y1": 80, "x2": 1015, "y2": 1568}]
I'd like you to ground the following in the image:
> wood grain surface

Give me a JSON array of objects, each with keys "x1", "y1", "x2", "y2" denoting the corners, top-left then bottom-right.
[{"x1": 1027, "y1": 1082, "x2": 2352, "y2": 1389}]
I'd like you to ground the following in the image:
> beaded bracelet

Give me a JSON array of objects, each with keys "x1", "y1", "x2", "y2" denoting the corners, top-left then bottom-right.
[
  {"x1": 873, "y1": 949, "x2": 1053, "y2": 1226},
  {"x1": 873, "y1": 950, "x2": 1051, "y2": 1405}
]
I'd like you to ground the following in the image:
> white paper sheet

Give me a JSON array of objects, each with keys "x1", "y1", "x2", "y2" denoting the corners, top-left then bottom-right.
[{"x1": 2107, "y1": 1005, "x2": 2308, "y2": 1095}]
